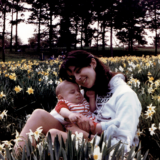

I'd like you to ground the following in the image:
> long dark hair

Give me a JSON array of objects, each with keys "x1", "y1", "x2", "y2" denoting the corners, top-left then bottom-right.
[{"x1": 59, "y1": 50, "x2": 127, "y2": 96}]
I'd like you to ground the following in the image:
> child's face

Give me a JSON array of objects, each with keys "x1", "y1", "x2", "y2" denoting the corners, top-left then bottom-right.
[{"x1": 60, "y1": 82, "x2": 83, "y2": 104}]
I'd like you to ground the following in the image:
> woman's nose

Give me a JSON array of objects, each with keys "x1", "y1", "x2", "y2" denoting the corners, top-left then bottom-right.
[{"x1": 75, "y1": 74, "x2": 81, "y2": 82}]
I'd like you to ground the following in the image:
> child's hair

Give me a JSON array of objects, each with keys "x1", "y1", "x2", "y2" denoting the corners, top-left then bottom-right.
[
  {"x1": 59, "y1": 50, "x2": 127, "y2": 96},
  {"x1": 55, "y1": 80, "x2": 78, "y2": 97}
]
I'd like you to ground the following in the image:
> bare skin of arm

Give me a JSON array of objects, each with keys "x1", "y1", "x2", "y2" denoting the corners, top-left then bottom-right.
[
  {"x1": 86, "y1": 90, "x2": 96, "y2": 112},
  {"x1": 59, "y1": 108, "x2": 82, "y2": 123}
]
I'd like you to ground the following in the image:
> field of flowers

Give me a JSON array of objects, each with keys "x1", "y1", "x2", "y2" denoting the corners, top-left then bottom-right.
[{"x1": 1, "y1": 55, "x2": 160, "y2": 159}]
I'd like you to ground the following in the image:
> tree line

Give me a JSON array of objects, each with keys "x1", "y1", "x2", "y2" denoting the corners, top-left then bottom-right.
[{"x1": 0, "y1": 0, "x2": 160, "y2": 61}]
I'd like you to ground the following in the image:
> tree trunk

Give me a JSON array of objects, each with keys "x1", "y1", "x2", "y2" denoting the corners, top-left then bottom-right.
[
  {"x1": 15, "y1": 4, "x2": 18, "y2": 52},
  {"x1": 81, "y1": 19, "x2": 83, "y2": 50},
  {"x1": 84, "y1": 19, "x2": 89, "y2": 47},
  {"x1": 110, "y1": 17, "x2": 113, "y2": 57},
  {"x1": 102, "y1": 21, "x2": 105, "y2": 53},
  {"x1": 38, "y1": 7, "x2": 41, "y2": 56},
  {"x1": 49, "y1": 8, "x2": 53, "y2": 55},
  {"x1": 67, "y1": 24, "x2": 71, "y2": 52},
  {"x1": 10, "y1": 5, "x2": 13, "y2": 52},
  {"x1": 97, "y1": 12, "x2": 99, "y2": 53},
  {"x1": 74, "y1": 20, "x2": 78, "y2": 49},
  {"x1": 154, "y1": 6, "x2": 157, "y2": 56},
  {"x1": 2, "y1": 5, "x2": 6, "y2": 62}
]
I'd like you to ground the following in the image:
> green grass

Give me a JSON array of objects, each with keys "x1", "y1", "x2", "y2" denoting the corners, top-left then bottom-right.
[{"x1": 0, "y1": 47, "x2": 160, "y2": 62}]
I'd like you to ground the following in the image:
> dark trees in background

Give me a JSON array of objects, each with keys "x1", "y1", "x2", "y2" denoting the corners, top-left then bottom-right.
[
  {"x1": 2, "y1": 0, "x2": 160, "y2": 57},
  {"x1": 144, "y1": 0, "x2": 160, "y2": 56},
  {"x1": 0, "y1": 0, "x2": 12, "y2": 62},
  {"x1": 44, "y1": 0, "x2": 59, "y2": 53},
  {"x1": 13, "y1": 0, "x2": 24, "y2": 52},
  {"x1": 114, "y1": 0, "x2": 147, "y2": 54},
  {"x1": 27, "y1": 0, "x2": 47, "y2": 54}
]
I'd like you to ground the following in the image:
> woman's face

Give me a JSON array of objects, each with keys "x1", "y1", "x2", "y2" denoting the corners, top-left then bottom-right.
[{"x1": 67, "y1": 58, "x2": 97, "y2": 89}]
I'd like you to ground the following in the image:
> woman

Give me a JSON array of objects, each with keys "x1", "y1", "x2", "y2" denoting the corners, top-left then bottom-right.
[{"x1": 17, "y1": 50, "x2": 141, "y2": 153}]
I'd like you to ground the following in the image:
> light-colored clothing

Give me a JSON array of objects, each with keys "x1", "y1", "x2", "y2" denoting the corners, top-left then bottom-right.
[{"x1": 94, "y1": 74, "x2": 141, "y2": 152}]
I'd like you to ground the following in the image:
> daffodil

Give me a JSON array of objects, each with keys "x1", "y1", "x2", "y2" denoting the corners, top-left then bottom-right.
[
  {"x1": 157, "y1": 96, "x2": 160, "y2": 102},
  {"x1": 149, "y1": 123, "x2": 157, "y2": 136},
  {"x1": 147, "y1": 72, "x2": 152, "y2": 76},
  {"x1": 144, "y1": 110, "x2": 154, "y2": 120},
  {"x1": 26, "y1": 87, "x2": 34, "y2": 95},
  {"x1": 119, "y1": 66, "x2": 124, "y2": 72},
  {"x1": 2, "y1": 140, "x2": 13, "y2": 148},
  {"x1": 55, "y1": 80, "x2": 60, "y2": 85},
  {"x1": 147, "y1": 104, "x2": 156, "y2": 112},
  {"x1": 93, "y1": 145, "x2": 102, "y2": 160},
  {"x1": 14, "y1": 85, "x2": 22, "y2": 93},
  {"x1": 136, "y1": 129, "x2": 142, "y2": 137},
  {"x1": 26, "y1": 129, "x2": 34, "y2": 143},
  {"x1": 71, "y1": 131, "x2": 83, "y2": 150},
  {"x1": 0, "y1": 144, "x2": 4, "y2": 153},
  {"x1": 34, "y1": 126, "x2": 43, "y2": 141},
  {"x1": 148, "y1": 77, "x2": 154, "y2": 82},
  {"x1": 148, "y1": 87, "x2": 154, "y2": 94},
  {"x1": 48, "y1": 80, "x2": 53, "y2": 85},
  {"x1": 0, "y1": 91, "x2": 6, "y2": 98},
  {"x1": 0, "y1": 110, "x2": 8, "y2": 120},
  {"x1": 26, "y1": 126, "x2": 43, "y2": 142},
  {"x1": 14, "y1": 130, "x2": 22, "y2": 145}
]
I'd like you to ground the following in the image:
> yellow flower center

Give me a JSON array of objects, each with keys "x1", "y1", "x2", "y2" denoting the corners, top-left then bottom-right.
[
  {"x1": 93, "y1": 155, "x2": 98, "y2": 160},
  {"x1": 35, "y1": 131, "x2": 38, "y2": 135}
]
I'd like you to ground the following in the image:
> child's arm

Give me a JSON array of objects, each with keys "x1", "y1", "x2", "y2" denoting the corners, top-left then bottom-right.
[
  {"x1": 59, "y1": 108, "x2": 81, "y2": 123},
  {"x1": 86, "y1": 91, "x2": 96, "y2": 112}
]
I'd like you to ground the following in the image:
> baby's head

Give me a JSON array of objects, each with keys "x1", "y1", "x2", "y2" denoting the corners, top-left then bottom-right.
[{"x1": 56, "y1": 80, "x2": 83, "y2": 104}]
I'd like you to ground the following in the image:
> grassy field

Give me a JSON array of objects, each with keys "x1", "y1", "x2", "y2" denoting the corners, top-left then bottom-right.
[{"x1": 0, "y1": 47, "x2": 160, "y2": 62}]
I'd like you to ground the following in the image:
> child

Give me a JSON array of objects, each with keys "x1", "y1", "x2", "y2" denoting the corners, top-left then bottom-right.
[{"x1": 54, "y1": 80, "x2": 120, "y2": 135}]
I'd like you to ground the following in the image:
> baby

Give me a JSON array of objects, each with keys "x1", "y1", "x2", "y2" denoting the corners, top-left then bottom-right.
[{"x1": 54, "y1": 80, "x2": 119, "y2": 135}]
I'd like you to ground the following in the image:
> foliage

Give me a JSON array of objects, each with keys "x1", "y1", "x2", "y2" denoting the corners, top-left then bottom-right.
[{"x1": 0, "y1": 131, "x2": 149, "y2": 160}]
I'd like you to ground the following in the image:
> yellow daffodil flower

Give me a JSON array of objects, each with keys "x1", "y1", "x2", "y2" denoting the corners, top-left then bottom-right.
[
  {"x1": 26, "y1": 87, "x2": 34, "y2": 95},
  {"x1": 14, "y1": 86, "x2": 22, "y2": 93},
  {"x1": 0, "y1": 92, "x2": 6, "y2": 98}
]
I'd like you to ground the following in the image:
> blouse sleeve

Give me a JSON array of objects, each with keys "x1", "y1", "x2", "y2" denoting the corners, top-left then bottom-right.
[
  {"x1": 101, "y1": 91, "x2": 142, "y2": 153},
  {"x1": 55, "y1": 101, "x2": 69, "y2": 113}
]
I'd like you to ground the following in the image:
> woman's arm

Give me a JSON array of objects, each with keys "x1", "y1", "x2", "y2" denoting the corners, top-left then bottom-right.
[{"x1": 101, "y1": 91, "x2": 141, "y2": 152}]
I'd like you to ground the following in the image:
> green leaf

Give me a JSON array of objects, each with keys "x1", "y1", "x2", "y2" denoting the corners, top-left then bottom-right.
[
  {"x1": 142, "y1": 149, "x2": 149, "y2": 160},
  {"x1": 0, "y1": 153, "x2": 5, "y2": 160},
  {"x1": 47, "y1": 132, "x2": 54, "y2": 160},
  {"x1": 5, "y1": 147, "x2": 12, "y2": 160},
  {"x1": 22, "y1": 145, "x2": 26, "y2": 160},
  {"x1": 54, "y1": 135, "x2": 60, "y2": 160},
  {"x1": 25, "y1": 138, "x2": 31, "y2": 158},
  {"x1": 111, "y1": 141, "x2": 121, "y2": 160},
  {"x1": 61, "y1": 148, "x2": 67, "y2": 160},
  {"x1": 98, "y1": 132, "x2": 104, "y2": 152},
  {"x1": 137, "y1": 141, "x2": 142, "y2": 160},
  {"x1": 66, "y1": 130, "x2": 73, "y2": 160},
  {"x1": 126, "y1": 146, "x2": 136, "y2": 160}
]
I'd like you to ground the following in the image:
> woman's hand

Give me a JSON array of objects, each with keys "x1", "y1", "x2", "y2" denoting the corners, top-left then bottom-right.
[
  {"x1": 76, "y1": 115, "x2": 94, "y2": 133},
  {"x1": 69, "y1": 113, "x2": 81, "y2": 123}
]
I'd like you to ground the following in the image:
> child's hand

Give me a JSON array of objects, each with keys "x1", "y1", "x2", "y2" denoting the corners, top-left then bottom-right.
[
  {"x1": 86, "y1": 90, "x2": 95, "y2": 98},
  {"x1": 69, "y1": 113, "x2": 81, "y2": 123}
]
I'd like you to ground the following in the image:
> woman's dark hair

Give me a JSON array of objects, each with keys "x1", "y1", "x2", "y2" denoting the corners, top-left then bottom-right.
[{"x1": 59, "y1": 50, "x2": 127, "y2": 96}]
